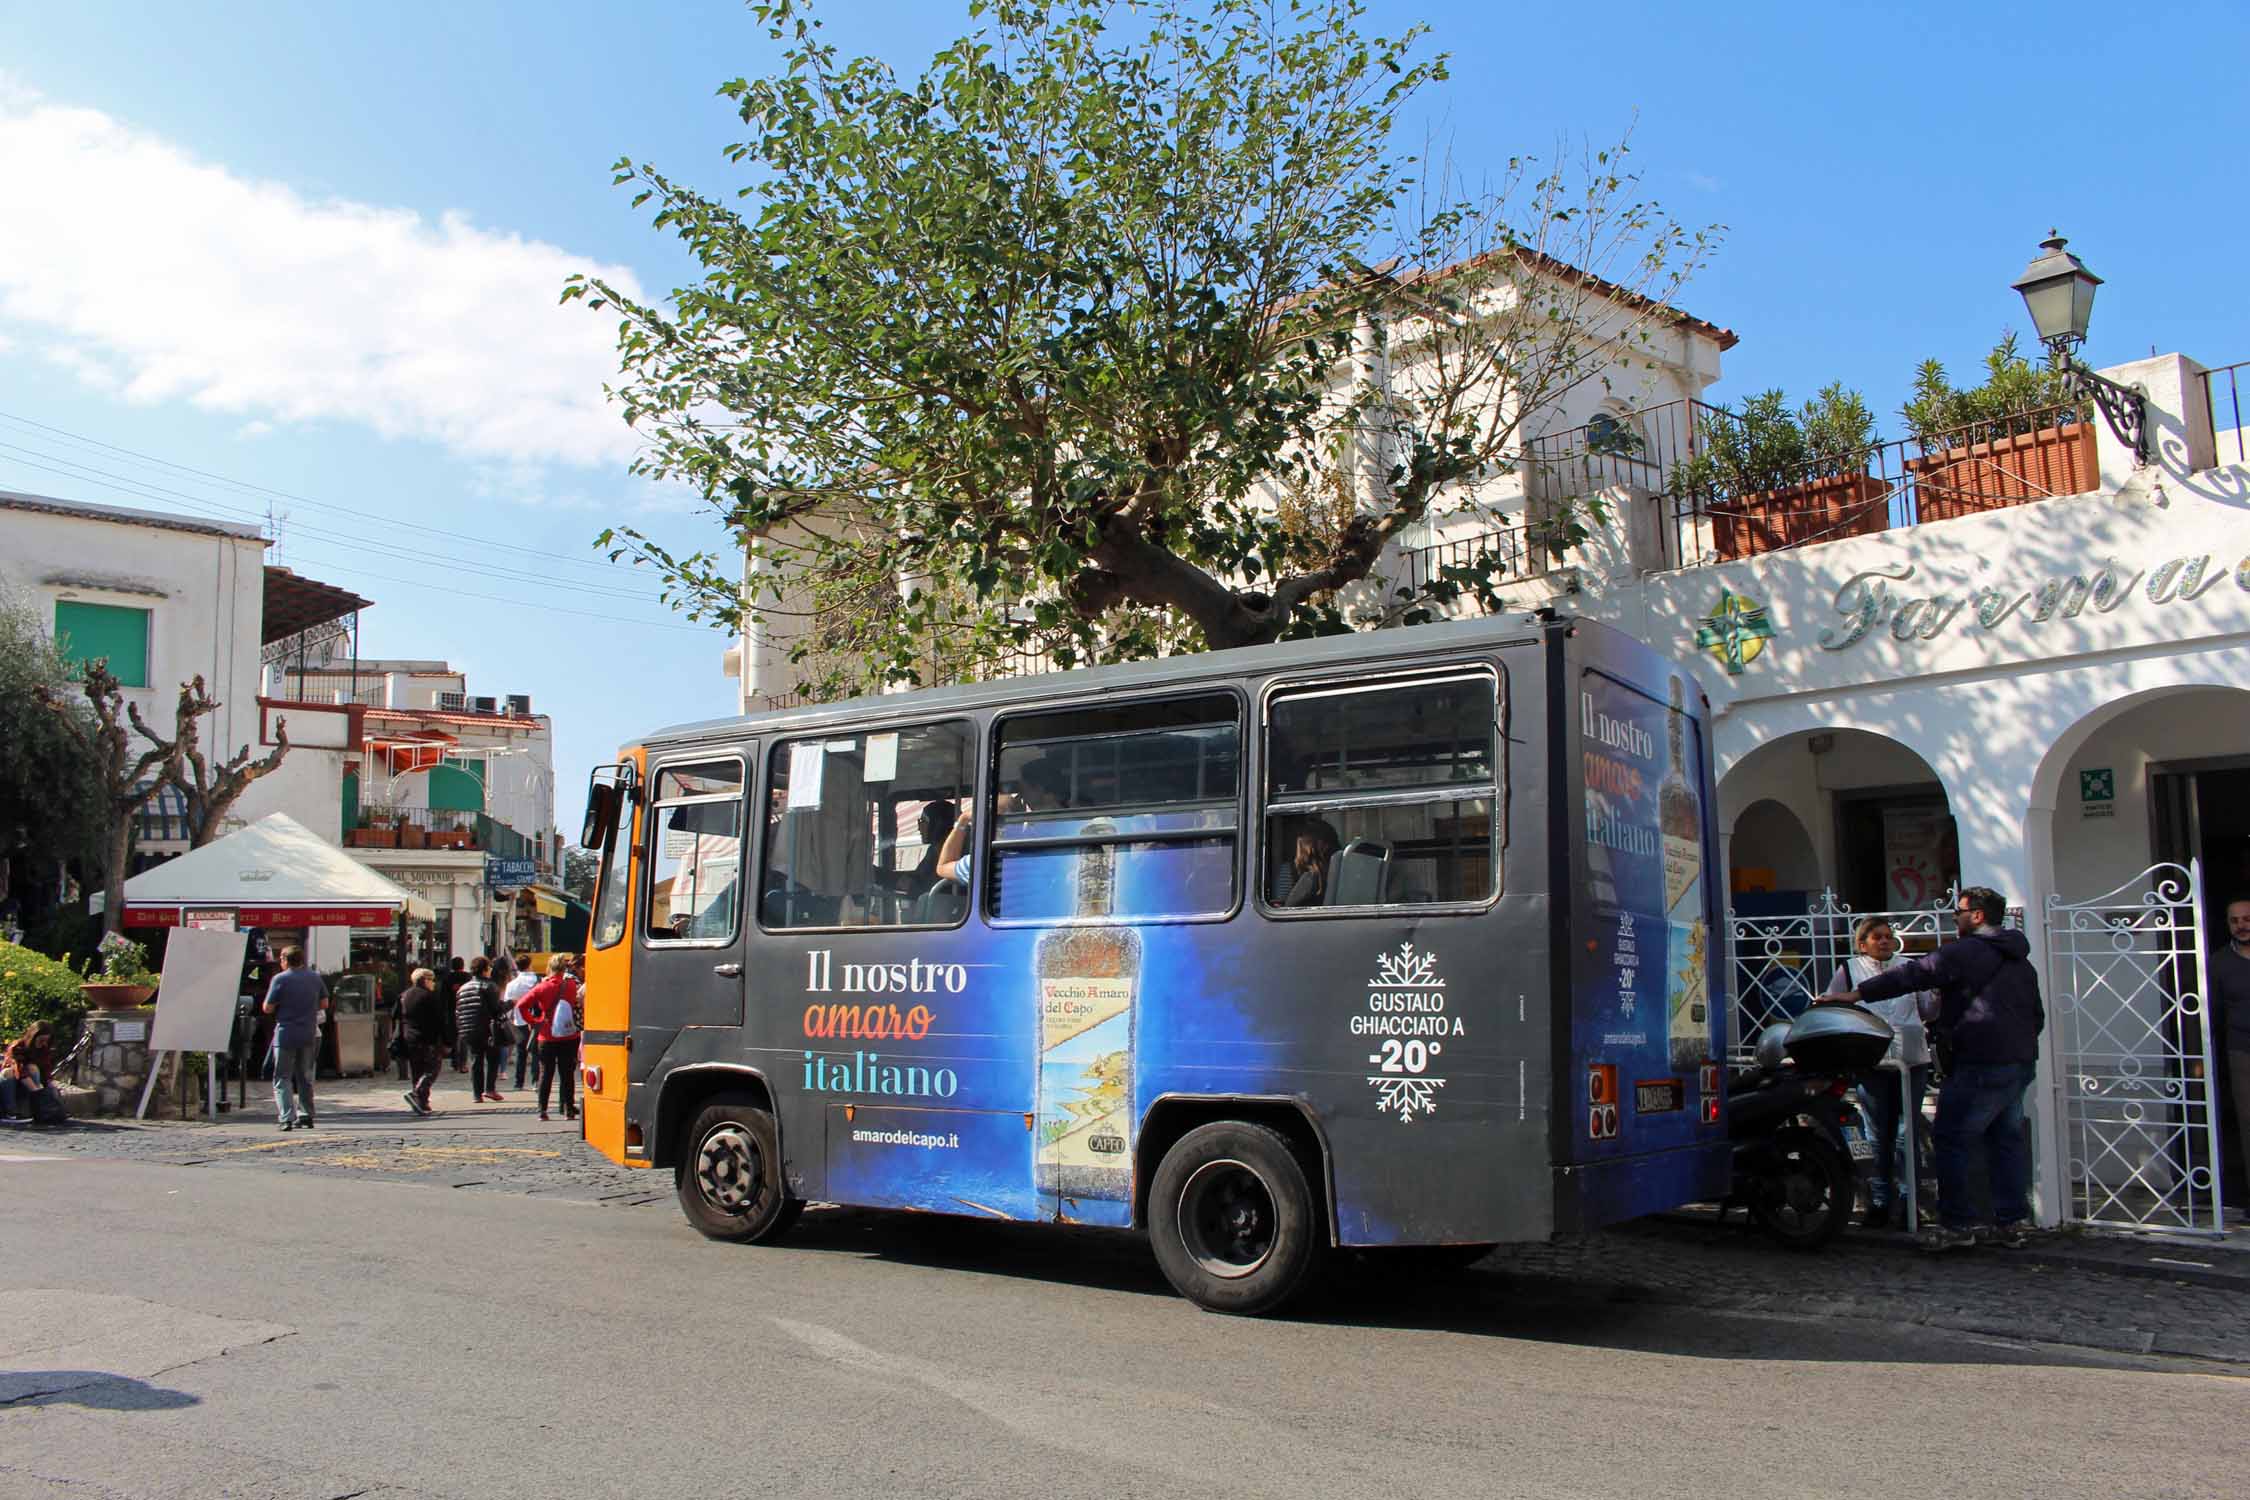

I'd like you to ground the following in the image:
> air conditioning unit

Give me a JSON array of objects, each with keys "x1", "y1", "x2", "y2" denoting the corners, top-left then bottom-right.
[
  {"x1": 505, "y1": 693, "x2": 532, "y2": 716},
  {"x1": 437, "y1": 690, "x2": 467, "y2": 712},
  {"x1": 472, "y1": 696, "x2": 499, "y2": 714}
]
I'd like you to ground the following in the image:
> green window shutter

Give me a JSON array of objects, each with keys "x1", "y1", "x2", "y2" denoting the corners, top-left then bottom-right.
[
  {"x1": 54, "y1": 601, "x2": 151, "y2": 687},
  {"x1": 341, "y1": 770, "x2": 360, "y2": 841}
]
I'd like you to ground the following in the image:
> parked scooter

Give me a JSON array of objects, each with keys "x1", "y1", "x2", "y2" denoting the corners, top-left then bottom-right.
[{"x1": 1724, "y1": 1004, "x2": 1895, "y2": 1250}]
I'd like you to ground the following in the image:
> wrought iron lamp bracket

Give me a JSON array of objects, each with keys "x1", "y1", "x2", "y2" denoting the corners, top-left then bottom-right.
[{"x1": 2057, "y1": 348, "x2": 2150, "y2": 465}]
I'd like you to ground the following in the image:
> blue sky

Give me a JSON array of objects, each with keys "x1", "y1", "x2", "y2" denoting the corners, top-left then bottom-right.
[{"x1": 3, "y1": 0, "x2": 2244, "y2": 834}]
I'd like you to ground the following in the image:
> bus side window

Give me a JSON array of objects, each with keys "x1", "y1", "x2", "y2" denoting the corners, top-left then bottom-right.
[
  {"x1": 761, "y1": 721, "x2": 975, "y2": 930},
  {"x1": 987, "y1": 693, "x2": 1241, "y2": 923},
  {"x1": 1262, "y1": 671, "x2": 1502, "y2": 912},
  {"x1": 643, "y1": 760, "x2": 746, "y2": 945}
]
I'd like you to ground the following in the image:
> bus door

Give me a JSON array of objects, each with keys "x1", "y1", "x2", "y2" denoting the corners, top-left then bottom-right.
[{"x1": 631, "y1": 754, "x2": 752, "y2": 1075}]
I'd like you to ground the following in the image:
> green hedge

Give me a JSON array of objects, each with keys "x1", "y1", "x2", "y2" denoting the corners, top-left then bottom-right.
[{"x1": 0, "y1": 939, "x2": 88, "y2": 1038}]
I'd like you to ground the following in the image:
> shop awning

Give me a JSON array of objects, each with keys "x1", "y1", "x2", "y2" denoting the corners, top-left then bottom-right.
[
  {"x1": 120, "y1": 813, "x2": 436, "y2": 927},
  {"x1": 528, "y1": 887, "x2": 569, "y2": 919}
]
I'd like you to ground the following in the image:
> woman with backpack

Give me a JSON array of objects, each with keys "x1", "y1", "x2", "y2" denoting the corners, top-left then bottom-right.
[{"x1": 519, "y1": 954, "x2": 583, "y2": 1122}]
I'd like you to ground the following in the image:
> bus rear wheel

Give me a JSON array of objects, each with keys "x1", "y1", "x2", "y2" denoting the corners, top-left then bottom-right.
[
  {"x1": 677, "y1": 1099, "x2": 801, "y2": 1244},
  {"x1": 1149, "y1": 1121, "x2": 1320, "y2": 1316}
]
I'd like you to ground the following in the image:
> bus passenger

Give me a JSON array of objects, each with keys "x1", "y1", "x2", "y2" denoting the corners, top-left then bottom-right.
[
  {"x1": 904, "y1": 799, "x2": 959, "y2": 897},
  {"x1": 935, "y1": 758, "x2": 1067, "y2": 885},
  {"x1": 1282, "y1": 819, "x2": 1341, "y2": 907}
]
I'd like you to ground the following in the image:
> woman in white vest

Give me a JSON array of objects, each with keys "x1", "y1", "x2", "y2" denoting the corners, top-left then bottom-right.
[{"x1": 1826, "y1": 915, "x2": 1935, "y2": 1227}]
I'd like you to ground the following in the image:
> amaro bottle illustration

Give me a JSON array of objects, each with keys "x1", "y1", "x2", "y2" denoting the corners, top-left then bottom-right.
[
  {"x1": 1659, "y1": 676, "x2": 1709, "y2": 1070},
  {"x1": 1034, "y1": 821, "x2": 1140, "y2": 1204}
]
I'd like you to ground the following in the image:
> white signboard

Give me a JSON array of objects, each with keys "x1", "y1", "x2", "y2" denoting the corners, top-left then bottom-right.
[
  {"x1": 148, "y1": 927, "x2": 249, "y2": 1055},
  {"x1": 112, "y1": 1020, "x2": 146, "y2": 1043}
]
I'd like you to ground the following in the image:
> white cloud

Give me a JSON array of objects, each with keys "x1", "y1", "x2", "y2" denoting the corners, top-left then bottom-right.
[{"x1": 0, "y1": 93, "x2": 647, "y2": 469}]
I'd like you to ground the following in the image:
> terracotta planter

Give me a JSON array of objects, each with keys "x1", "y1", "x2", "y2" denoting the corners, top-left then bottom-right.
[
  {"x1": 348, "y1": 827, "x2": 398, "y2": 849},
  {"x1": 398, "y1": 824, "x2": 428, "y2": 850},
  {"x1": 1907, "y1": 420, "x2": 2097, "y2": 523},
  {"x1": 82, "y1": 982, "x2": 156, "y2": 1010},
  {"x1": 1707, "y1": 473, "x2": 1891, "y2": 562},
  {"x1": 426, "y1": 829, "x2": 469, "y2": 850}
]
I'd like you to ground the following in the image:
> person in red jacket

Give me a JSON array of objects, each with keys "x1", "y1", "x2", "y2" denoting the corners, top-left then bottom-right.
[{"x1": 518, "y1": 955, "x2": 584, "y2": 1122}]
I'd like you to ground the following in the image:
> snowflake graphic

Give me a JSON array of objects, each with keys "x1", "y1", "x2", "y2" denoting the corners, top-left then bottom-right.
[
  {"x1": 1367, "y1": 1075, "x2": 1446, "y2": 1122},
  {"x1": 1373, "y1": 941, "x2": 1444, "y2": 989}
]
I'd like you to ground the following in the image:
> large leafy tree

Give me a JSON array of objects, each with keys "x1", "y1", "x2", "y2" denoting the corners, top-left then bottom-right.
[
  {"x1": 0, "y1": 589, "x2": 105, "y2": 919},
  {"x1": 574, "y1": 0, "x2": 1714, "y2": 695}
]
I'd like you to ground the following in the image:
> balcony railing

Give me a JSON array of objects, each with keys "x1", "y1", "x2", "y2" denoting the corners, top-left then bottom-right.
[
  {"x1": 2201, "y1": 360, "x2": 2248, "y2": 465},
  {"x1": 1528, "y1": 398, "x2": 2100, "y2": 568},
  {"x1": 1382, "y1": 525, "x2": 1540, "y2": 618},
  {"x1": 345, "y1": 806, "x2": 533, "y2": 858}
]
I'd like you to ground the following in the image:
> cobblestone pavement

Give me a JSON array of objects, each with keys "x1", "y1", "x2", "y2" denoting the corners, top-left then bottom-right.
[{"x1": 16, "y1": 1078, "x2": 2249, "y2": 1368}]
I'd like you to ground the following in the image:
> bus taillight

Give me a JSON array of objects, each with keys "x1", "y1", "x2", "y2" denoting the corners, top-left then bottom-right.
[
  {"x1": 1699, "y1": 1060, "x2": 1721, "y2": 1123},
  {"x1": 1587, "y1": 1064, "x2": 1620, "y2": 1139}
]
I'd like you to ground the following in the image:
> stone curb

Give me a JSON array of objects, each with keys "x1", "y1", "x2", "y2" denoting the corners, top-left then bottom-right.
[{"x1": 1652, "y1": 1212, "x2": 2250, "y2": 1294}]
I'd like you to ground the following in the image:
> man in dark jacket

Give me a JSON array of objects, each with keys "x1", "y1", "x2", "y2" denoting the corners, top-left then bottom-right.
[
  {"x1": 1838, "y1": 886, "x2": 2044, "y2": 1251},
  {"x1": 397, "y1": 967, "x2": 455, "y2": 1117},
  {"x1": 452, "y1": 956, "x2": 504, "y2": 1105}
]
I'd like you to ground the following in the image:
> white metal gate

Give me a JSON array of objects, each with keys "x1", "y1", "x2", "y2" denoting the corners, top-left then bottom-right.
[
  {"x1": 1726, "y1": 889, "x2": 1987, "y2": 1060},
  {"x1": 2047, "y1": 861, "x2": 2224, "y2": 1235}
]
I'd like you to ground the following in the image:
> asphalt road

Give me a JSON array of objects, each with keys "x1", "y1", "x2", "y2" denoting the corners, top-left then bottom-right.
[{"x1": 1, "y1": 1148, "x2": 2240, "y2": 1500}]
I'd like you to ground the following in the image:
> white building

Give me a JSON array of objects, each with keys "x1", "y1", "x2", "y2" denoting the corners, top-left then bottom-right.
[
  {"x1": 269, "y1": 655, "x2": 561, "y2": 962},
  {"x1": 0, "y1": 492, "x2": 326, "y2": 866}
]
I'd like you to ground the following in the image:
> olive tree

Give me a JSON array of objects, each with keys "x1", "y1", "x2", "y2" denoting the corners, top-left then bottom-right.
[{"x1": 573, "y1": 0, "x2": 1715, "y2": 695}]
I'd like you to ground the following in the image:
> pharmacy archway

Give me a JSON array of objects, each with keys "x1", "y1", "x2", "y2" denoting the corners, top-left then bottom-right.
[
  {"x1": 2032, "y1": 683, "x2": 2250, "y2": 1234},
  {"x1": 1718, "y1": 727, "x2": 1958, "y2": 915}
]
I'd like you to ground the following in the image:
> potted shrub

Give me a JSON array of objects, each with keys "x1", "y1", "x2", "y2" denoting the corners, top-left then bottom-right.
[
  {"x1": 1901, "y1": 333, "x2": 2097, "y2": 521},
  {"x1": 1674, "y1": 385, "x2": 1889, "y2": 561},
  {"x1": 79, "y1": 932, "x2": 158, "y2": 1010},
  {"x1": 349, "y1": 811, "x2": 398, "y2": 849}
]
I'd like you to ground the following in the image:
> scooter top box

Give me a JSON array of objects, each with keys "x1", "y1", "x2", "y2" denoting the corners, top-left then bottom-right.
[{"x1": 1783, "y1": 1005, "x2": 1893, "y2": 1073}]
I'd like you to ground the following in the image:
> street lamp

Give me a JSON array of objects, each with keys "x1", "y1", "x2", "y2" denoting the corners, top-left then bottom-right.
[{"x1": 2010, "y1": 231, "x2": 2149, "y2": 464}]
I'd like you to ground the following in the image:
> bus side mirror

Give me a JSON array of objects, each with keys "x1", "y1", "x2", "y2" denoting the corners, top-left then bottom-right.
[{"x1": 582, "y1": 781, "x2": 620, "y2": 849}]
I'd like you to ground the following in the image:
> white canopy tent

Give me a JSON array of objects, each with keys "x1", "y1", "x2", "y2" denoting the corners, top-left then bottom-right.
[{"x1": 120, "y1": 813, "x2": 435, "y2": 928}]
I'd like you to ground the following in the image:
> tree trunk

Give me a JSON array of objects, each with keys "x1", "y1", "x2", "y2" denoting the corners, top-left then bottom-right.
[{"x1": 101, "y1": 818, "x2": 132, "y2": 938}]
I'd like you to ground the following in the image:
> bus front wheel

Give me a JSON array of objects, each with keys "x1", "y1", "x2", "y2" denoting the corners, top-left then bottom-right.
[
  {"x1": 1149, "y1": 1121, "x2": 1320, "y2": 1316},
  {"x1": 677, "y1": 1098, "x2": 801, "y2": 1244}
]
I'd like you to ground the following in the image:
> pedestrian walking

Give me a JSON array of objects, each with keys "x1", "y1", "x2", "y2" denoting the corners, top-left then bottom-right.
[
  {"x1": 504, "y1": 953, "x2": 540, "y2": 1090},
  {"x1": 397, "y1": 967, "x2": 454, "y2": 1117},
  {"x1": 261, "y1": 945, "x2": 330, "y2": 1130},
  {"x1": 454, "y1": 955, "x2": 505, "y2": 1103},
  {"x1": 1838, "y1": 886, "x2": 2045, "y2": 1252},
  {"x1": 2210, "y1": 895, "x2": 2250, "y2": 1217},
  {"x1": 520, "y1": 955, "x2": 583, "y2": 1122},
  {"x1": 488, "y1": 955, "x2": 517, "y2": 1088},
  {"x1": 440, "y1": 957, "x2": 469, "y2": 1069}
]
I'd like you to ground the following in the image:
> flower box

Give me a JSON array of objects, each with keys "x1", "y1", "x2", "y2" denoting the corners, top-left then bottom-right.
[
  {"x1": 426, "y1": 829, "x2": 470, "y2": 850},
  {"x1": 398, "y1": 824, "x2": 428, "y2": 850},
  {"x1": 347, "y1": 827, "x2": 398, "y2": 849},
  {"x1": 1707, "y1": 473, "x2": 1890, "y2": 562},
  {"x1": 81, "y1": 982, "x2": 157, "y2": 1010},
  {"x1": 1907, "y1": 420, "x2": 2096, "y2": 523}
]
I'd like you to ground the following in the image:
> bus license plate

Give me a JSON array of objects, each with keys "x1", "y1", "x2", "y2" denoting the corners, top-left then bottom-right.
[{"x1": 1635, "y1": 1080, "x2": 1684, "y2": 1115}]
